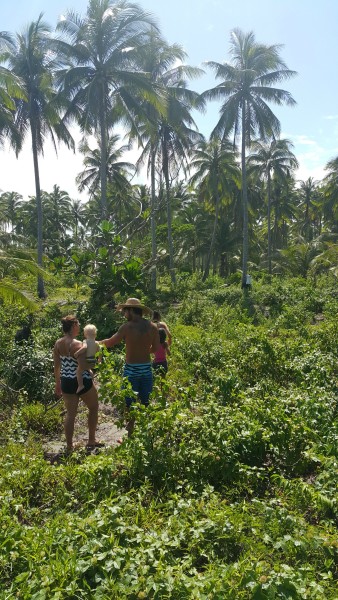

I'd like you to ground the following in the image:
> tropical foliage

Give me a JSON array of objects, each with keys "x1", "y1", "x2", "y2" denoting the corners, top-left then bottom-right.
[{"x1": 1, "y1": 8, "x2": 338, "y2": 594}]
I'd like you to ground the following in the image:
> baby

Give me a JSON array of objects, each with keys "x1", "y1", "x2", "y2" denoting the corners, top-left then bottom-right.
[{"x1": 74, "y1": 324, "x2": 100, "y2": 394}]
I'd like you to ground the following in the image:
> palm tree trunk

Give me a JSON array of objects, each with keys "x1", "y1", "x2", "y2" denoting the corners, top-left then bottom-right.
[
  {"x1": 241, "y1": 102, "x2": 249, "y2": 289},
  {"x1": 150, "y1": 146, "x2": 157, "y2": 292},
  {"x1": 31, "y1": 120, "x2": 45, "y2": 299},
  {"x1": 162, "y1": 144, "x2": 176, "y2": 285},
  {"x1": 267, "y1": 170, "x2": 272, "y2": 274},
  {"x1": 99, "y1": 89, "x2": 107, "y2": 219},
  {"x1": 203, "y1": 188, "x2": 219, "y2": 281}
]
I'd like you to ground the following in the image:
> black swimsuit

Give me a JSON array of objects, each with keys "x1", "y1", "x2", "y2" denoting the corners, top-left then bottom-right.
[{"x1": 60, "y1": 353, "x2": 93, "y2": 396}]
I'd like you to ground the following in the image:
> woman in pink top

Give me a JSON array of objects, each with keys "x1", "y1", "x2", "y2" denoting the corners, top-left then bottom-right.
[{"x1": 152, "y1": 328, "x2": 170, "y2": 376}]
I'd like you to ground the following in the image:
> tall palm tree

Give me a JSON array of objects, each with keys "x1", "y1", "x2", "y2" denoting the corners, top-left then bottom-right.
[
  {"x1": 248, "y1": 138, "x2": 298, "y2": 273},
  {"x1": 57, "y1": 0, "x2": 157, "y2": 219},
  {"x1": 5, "y1": 15, "x2": 74, "y2": 298},
  {"x1": 322, "y1": 157, "x2": 338, "y2": 233},
  {"x1": 69, "y1": 198, "x2": 87, "y2": 247},
  {"x1": 76, "y1": 134, "x2": 135, "y2": 197},
  {"x1": 43, "y1": 185, "x2": 72, "y2": 255},
  {"x1": 189, "y1": 137, "x2": 240, "y2": 280},
  {"x1": 135, "y1": 31, "x2": 204, "y2": 286},
  {"x1": 0, "y1": 32, "x2": 25, "y2": 151},
  {"x1": 0, "y1": 191, "x2": 23, "y2": 233},
  {"x1": 203, "y1": 28, "x2": 296, "y2": 288},
  {"x1": 298, "y1": 177, "x2": 319, "y2": 241},
  {"x1": 271, "y1": 174, "x2": 299, "y2": 250}
]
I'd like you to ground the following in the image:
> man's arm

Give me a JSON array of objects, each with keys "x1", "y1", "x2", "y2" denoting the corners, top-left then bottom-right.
[{"x1": 99, "y1": 324, "x2": 126, "y2": 348}]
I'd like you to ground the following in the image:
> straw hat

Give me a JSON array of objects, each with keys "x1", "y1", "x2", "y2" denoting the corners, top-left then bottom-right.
[{"x1": 115, "y1": 297, "x2": 152, "y2": 317}]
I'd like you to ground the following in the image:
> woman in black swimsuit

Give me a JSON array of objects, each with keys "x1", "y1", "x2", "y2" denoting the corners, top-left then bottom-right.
[{"x1": 53, "y1": 315, "x2": 99, "y2": 452}]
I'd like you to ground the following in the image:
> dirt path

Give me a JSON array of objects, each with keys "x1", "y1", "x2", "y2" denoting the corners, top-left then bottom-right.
[{"x1": 43, "y1": 402, "x2": 127, "y2": 460}]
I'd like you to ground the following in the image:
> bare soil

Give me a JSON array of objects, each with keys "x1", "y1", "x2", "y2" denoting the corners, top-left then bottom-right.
[{"x1": 43, "y1": 401, "x2": 127, "y2": 461}]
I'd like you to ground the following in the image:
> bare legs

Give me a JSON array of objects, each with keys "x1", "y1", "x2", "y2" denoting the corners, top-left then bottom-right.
[{"x1": 63, "y1": 385, "x2": 98, "y2": 450}]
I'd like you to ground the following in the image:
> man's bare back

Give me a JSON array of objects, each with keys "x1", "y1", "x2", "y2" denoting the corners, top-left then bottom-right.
[{"x1": 100, "y1": 314, "x2": 159, "y2": 363}]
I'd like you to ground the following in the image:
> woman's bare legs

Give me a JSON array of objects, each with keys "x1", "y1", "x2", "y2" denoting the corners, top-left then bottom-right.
[
  {"x1": 63, "y1": 385, "x2": 98, "y2": 449},
  {"x1": 81, "y1": 385, "x2": 99, "y2": 446},
  {"x1": 63, "y1": 394, "x2": 79, "y2": 450}
]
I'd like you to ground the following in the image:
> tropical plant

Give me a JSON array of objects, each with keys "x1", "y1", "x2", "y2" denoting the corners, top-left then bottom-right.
[
  {"x1": 57, "y1": 0, "x2": 157, "y2": 219},
  {"x1": 0, "y1": 32, "x2": 25, "y2": 151},
  {"x1": 0, "y1": 248, "x2": 43, "y2": 308},
  {"x1": 76, "y1": 134, "x2": 135, "y2": 198},
  {"x1": 135, "y1": 30, "x2": 204, "y2": 286},
  {"x1": 248, "y1": 138, "x2": 298, "y2": 273},
  {"x1": 297, "y1": 177, "x2": 320, "y2": 241},
  {"x1": 321, "y1": 157, "x2": 338, "y2": 233},
  {"x1": 203, "y1": 28, "x2": 296, "y2": 288},
  {"x1": 0, "y1": 191, "x2": 23, "y2": 233},
  {"x1": 190, "y1": 137, "x2": 240, "y2": 279},
  {"x1": 42, "y1": 185, "x2": 72, "y2": 255},
  {"x1": 4, "y1": 15, "x2": 74, "y2": 298},
  {"x1": 271, "y1": 174, "x2": 299, "y2": 251}
]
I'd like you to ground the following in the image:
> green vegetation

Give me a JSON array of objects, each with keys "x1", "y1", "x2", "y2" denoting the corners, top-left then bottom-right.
[
  {"x1": 1, "y1": 275, "x2": 338, "y2": 598},
  {"x1": 1, "y1": 1, "x2": 338, "y2": 597}
]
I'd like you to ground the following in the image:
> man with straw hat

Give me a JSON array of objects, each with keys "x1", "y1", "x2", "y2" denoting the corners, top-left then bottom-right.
[{"x1": 99, "y1": 298, "x2": 160, "y2": 437}]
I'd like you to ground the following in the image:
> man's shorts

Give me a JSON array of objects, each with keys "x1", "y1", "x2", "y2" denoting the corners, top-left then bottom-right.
[{"x1": 123, "y1": 363, "x2": 153, "y2": 408}]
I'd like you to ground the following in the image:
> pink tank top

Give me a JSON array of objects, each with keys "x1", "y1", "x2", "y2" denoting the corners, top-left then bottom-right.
[{"x1": 154, "y1": 343, "x2": 166, "y2": 362}]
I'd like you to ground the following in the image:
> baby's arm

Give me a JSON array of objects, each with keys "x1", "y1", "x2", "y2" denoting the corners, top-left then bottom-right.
[{"x1": 74, "y1": 343, "x2": 87, "y2": 359}]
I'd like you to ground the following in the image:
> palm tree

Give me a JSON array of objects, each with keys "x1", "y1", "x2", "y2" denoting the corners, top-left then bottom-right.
[
  {"x1": 203, "y1": 28, "x2": 296, "y2": 288},
  {"x1": 0, "y1": 248, "x2": 44, "y2": 308},
  {"x1": 189, "y1": 137, "x2": 240, "y2": 280},
  {"x1": 298, "y1": 177, "x2": 320, "y2": 241},
  {"x1": 5, "y1": 15, "x2": 74, "y2": 298},
  {"x1": 135, "y1": 31, "x2": 204, "y2": 286},
  {"x1": 76, "y1": 134, "x2": 135, "y2": 198},
  {"x1": 248, "y1": 138, "x2": 298, "y2": 273},
  {"x1": 57, "y1": 0, "x2": 157, "y2": 220},
  {"x1": 322, "y1": 157, "x2": 338, "y2": 233},
  {"x1": 70, "y1": 198, "x2": 87, "y2": 248},
  {"x1": 0, "y1": 191, "x2": 23, "y2": 233},
  {"x1": 43, "y1": 185, "x2": 72, "y2": 255},
  {"x1": 0, "y1": 32, "x2": 25, "y2": 151},
  {"x1": 271, "y1": 174, "x2": 299, "y2": 250}
]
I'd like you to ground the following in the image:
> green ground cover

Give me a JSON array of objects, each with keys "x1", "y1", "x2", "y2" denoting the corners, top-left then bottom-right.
[{"x1": 0, "y1": 275, "x2": 338, "y2": 599}]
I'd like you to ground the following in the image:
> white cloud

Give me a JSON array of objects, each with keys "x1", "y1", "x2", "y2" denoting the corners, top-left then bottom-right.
[
  {"x1": 295, "y1": 163, "x2": 326, "y2": 182},
  {"x1": 288, "y1": 134, "x2": 317, "y2": 146}
]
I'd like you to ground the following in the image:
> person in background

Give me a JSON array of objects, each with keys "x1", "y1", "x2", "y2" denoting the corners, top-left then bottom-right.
[
  {"x1": 152, "y1": 310, "x2": 172, "y2": 346},
  {"x1": 152, "y1": 327, "x2": 170, "y2": 377}
]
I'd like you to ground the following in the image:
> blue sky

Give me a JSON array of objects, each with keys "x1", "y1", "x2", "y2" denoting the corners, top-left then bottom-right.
[{"x1": 1, "y1": 0, "x2": 338, "y2": 198}]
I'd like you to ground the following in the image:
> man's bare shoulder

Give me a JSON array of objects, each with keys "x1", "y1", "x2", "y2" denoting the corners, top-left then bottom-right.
[{"x1": 118, "y1": 322, "x2": 128, "y2": 335}]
